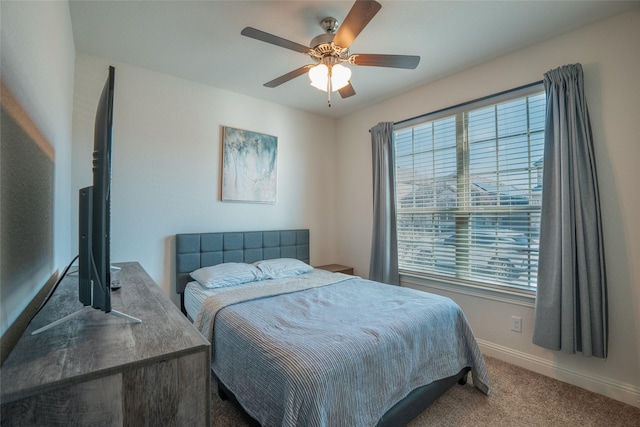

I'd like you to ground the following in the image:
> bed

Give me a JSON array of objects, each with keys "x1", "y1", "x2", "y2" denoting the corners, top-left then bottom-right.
[{"x1": 175, "y1": 229, "x2": 489, "y2": 426}]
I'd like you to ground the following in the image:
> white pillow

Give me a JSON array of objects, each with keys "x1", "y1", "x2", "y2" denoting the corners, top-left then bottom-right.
[
  {"x1": 253, "y1": 258, "x2": 312, "y2": 279},
  {"x1": 190, "y1": 262, "x2": 264, "y2": 289}
]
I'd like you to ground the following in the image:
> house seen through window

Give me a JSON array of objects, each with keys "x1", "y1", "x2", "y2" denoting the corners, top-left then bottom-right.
[{"x1": 394, "y1": 84, "x2": 545, "y2": 291}]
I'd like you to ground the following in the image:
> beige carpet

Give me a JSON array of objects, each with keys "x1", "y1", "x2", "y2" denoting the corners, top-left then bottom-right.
[{"x1": 210, "y1": 356, "x2": 640, "y2": 426}]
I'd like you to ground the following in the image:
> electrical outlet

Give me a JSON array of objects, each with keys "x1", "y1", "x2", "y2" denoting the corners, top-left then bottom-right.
[{"x1": 510, "y1": 316, "x2": 522, "y2": 333}]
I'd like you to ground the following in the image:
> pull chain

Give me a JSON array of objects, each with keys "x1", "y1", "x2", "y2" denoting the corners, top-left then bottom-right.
[{"x1": 327, "y1": 66, "x2": 333, "y2": 107}]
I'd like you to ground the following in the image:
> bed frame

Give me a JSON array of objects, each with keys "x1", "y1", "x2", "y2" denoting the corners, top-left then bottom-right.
[
  {"x1": 175, "y1": 229, "x2": 310, "y2": 315},
  {"x1": 175, "y1": 229, "x2": 469, "y2": 427}
]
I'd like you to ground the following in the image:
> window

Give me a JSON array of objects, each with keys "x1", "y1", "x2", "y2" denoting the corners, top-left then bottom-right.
[{"x1": 395, "y1": 84, "x2": 545, "y2": 291}]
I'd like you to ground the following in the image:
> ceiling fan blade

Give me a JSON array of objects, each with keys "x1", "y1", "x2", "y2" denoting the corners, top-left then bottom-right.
[
  {"x1": 351, "y1": 54, "x2": 420, "y2": 69},
  {"x1": 339, "y1": 82, "x2": 356, "y2": 98},
  {"x1": 241, "y1": 27, "x2": 310, "y2": 54},
  {"x1": 333, "y1": 0, "x2": 382, "y2": 48},
  {"x1": 264, "y1": 65, "x2": 313, "y2": 88}
]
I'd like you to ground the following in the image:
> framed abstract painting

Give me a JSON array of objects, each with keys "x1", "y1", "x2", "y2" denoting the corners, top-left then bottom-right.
[{"x1": 221, "y1": 126, "x2": 278, "y2": 203}]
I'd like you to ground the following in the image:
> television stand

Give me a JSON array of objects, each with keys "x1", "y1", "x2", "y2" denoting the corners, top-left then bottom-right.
[
  {"x1": 30, "y1": 263, "x2": 141, "y2": 335},
  {"x1": 30, "y1": 306, "x2": 141, "y2": 335},
  {"x1": 1, "y1": 262, "x2": 210, "y2": 425}
]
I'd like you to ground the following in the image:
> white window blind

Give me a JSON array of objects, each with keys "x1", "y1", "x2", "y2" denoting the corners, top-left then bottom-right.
[{"x1": 394, "y1": 85, "x2": 545, "y2": 290}]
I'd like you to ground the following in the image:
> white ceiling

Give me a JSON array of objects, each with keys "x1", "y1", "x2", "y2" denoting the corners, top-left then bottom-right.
[{"x1": 69, "y1": 0, "x2": 638, "y2": 118}]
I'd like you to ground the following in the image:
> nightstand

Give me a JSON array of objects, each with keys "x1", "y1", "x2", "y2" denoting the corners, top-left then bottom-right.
[{"x1": 315, "y1": 264, "x2": 354, "y2": 275}]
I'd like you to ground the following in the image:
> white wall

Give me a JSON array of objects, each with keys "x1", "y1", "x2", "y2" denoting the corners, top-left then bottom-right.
[
  {"x1": 335, "y1": 8, "x2": 640, "y2": 407},
  {"x1": 0, "y1": 1, "x2": 75, "y2": 336},
  {"x1": 72, "y1": 53, "x2": 338, "y2": 306}
]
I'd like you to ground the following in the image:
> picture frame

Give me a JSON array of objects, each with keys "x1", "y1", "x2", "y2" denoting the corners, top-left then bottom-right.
[{"x1": 221, "y1": 126, "x2": 278, "y2": 203}]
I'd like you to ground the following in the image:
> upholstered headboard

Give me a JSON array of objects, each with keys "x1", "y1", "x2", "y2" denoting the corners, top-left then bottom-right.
[{"x1": 175, "y1": 229, "x2": 309, "y2": 312}]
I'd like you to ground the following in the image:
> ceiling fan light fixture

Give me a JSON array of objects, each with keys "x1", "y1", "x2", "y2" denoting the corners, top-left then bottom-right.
[
  {"x1": 332, "y1": 64, "x2": 352, "y2": 90},
  {"x1": 242, "y1": 0, "x2": 417, "y2": 106},
  {"x1": 309, "y1": 63, "x2": 351, "y2": 92},
  {"x1": 309, "y1": 64, "x2": 329, "y2": 90}
]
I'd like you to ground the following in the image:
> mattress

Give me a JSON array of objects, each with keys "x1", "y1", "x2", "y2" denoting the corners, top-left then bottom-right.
[
  {"x1": 184, "y1": 267, "x2": 349, "y2": 321},
  {"x1": 184, "y1": 280, "x2": 213, "y2": 321},
  {"x1": 190, "y1": 269, "x2": 490, "y2": 426}
]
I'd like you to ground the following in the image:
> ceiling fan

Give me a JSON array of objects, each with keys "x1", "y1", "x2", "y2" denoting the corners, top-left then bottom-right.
[{"x1": 241, "y1": 0, "x2": 420, "y2": 107}]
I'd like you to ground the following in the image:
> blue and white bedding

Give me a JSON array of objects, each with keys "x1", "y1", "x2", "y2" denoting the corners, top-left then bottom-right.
[{"x1": 192, "y1": 268, "x2": 490, "y2": 427}]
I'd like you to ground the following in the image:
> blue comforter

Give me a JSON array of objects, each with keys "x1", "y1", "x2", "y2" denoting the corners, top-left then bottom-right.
[{"x1": 208, "y1": 273, "x2": 489, "y2": 426}]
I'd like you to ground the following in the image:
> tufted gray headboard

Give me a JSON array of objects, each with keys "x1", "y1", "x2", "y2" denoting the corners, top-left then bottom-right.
[{"x1": 175, "y1": 229, "x2": 309, "y2": 313}]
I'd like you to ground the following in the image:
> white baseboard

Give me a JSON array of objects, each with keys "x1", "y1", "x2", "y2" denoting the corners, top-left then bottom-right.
[{"x1": 477, "y1": 338, "x2": 640, "y2": 409}]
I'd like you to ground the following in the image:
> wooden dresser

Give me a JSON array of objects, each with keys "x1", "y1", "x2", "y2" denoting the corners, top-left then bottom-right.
[{"x1": 0, "y1": 262, "x2": 210, "y2": 426}]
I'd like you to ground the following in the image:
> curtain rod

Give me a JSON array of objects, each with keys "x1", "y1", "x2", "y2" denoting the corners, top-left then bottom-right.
[{"x1": 393, "y1": 80, "x2": 544, "y2": 127}]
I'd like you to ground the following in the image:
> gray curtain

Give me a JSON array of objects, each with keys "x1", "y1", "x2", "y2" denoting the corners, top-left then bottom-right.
[
  {"x1": 369, "y1": 122, "x2": 399, "y2": 285},
  {"x1": 532, "y1": 64, "x2": 608, "y2": 358}
]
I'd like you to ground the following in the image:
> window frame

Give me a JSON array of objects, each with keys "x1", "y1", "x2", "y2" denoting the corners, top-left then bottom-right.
[{"x1": 394, "y1": 82, "x2": 544, "y2": 296}]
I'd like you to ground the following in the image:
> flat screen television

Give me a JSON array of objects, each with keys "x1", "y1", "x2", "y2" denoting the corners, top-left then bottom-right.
[
  {"x1": 32, "y1": 66, "x2": 139, "y2": 335},
  {"x1": 78, "y1": 65, "x2": 115, "y2": 311}
]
